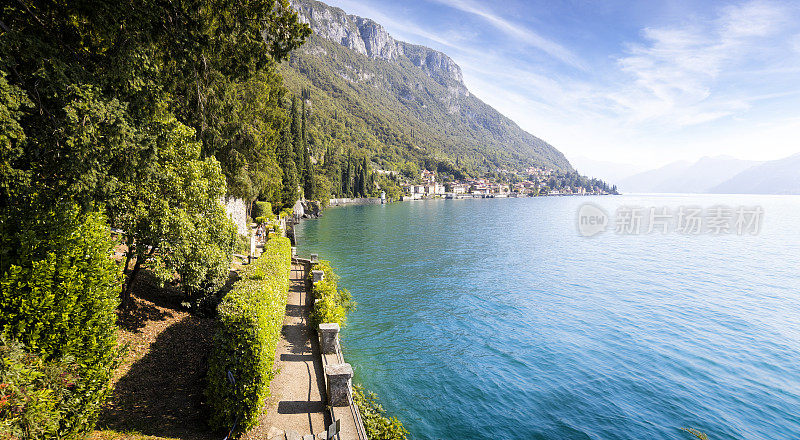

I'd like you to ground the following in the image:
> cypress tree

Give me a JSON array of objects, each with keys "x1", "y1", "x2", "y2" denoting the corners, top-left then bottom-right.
[
  {"x1": 290, "y1": 95, "x2": 303, "y2": 176},
  {"x1": 359, "y1": 157, "x2": 369, "y2": 197},
  {"x1": 278, "y1": 123, "x2": 299, "y2": 209},
  {"x1": 301, "y1": 97, "x2": 313, "y2": 199}
]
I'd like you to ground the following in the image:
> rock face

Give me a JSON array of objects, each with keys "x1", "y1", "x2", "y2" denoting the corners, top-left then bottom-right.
[
  {"x1": 291, "y1": 0, "x2": 464, "y2": 87},
  {"x1": 298, "y1": 200, "x2": 322, "y2": 219}
]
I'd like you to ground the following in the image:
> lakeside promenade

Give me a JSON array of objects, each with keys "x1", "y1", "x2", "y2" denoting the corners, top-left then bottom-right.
[{"x1": 243, "y1": 258, "x2": 363, "y2": 440}]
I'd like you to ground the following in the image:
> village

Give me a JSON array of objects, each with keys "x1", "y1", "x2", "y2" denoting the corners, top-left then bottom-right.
[{"x1": 399, "y1": 166, "x2": 616, "y2": 200}]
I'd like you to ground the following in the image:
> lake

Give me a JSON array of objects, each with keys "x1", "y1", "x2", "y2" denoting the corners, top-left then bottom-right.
[{"x1": 294, "y1": 194, "x2": 800, "y2": 440}]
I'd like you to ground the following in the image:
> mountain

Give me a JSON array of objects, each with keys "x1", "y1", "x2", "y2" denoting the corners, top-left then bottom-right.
[
  {"x1": 616, "y1": 160, "x2": 691, "y2": 193},
  {"x1": 618, "y1": 156, "x2": 760, "y2": 193},
  {"x1": 281, "y1": 0, "x2": 572, "y2": 173},
  {"x1": 710, "y1": 153, "x2": 800, "y2": 194}
]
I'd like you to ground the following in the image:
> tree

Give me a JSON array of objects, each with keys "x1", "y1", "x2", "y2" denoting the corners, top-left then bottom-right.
[
  {"x1": 290, "y1": 96, "x2": 303, "y2": 177},
  {"x1": 301, "y1": 95, "x2": 314, "y2": 199},
  {"x1": 109, "y1": 114, "x2": 236, "y2": 308},
  {"x1": 359, "y1": 157, "x2": 370, "y2": 197},
  {"x1": 200, "y1": 71, "x2": 286, "y2": 208},
  {"x1": 0, "y1": 71, "x2": 31, "y2": 209},
  {"x1": 278, "y1": 123, "x2": 299, "y2": 209}
]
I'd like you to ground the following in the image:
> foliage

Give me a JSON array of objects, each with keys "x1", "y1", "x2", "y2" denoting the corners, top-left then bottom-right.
[
  {"x1": 109, "y1": 113, "x2": 237, "y2": 306},
  {"x1": 0, "y1": 338, "x2": 81, "y2": 439},
  {"x1": 0, "y1": 1, "x2": 310, "y2": 437},
  {"x1": 252, "y1": 201, "x2": 273, "y2": 222},
  {"x1": 352, "y1": 385, "x2": 408, "y2": 440},
  {"x1": 308, "y1": 260, "x2": 353, "y2": 326},
  {"x1": 537, "y1": 169, "x2": 618, "y2": 194},
  {"x1": 206, "y1": 236, "x2": 291, "y2": 433},
  {"x1": 0, "y1": 206, "x2": 121, "y2": 436},
  {"x1": 279, "y1": 32, "x2": 572, "y2": 180},
  {"x1": 200, "y1": 71, "x2": 286, "y2": 206},
  {"x1": 0, "y1": 72, "x2": 31, "y2": 207},
  {"x1": 277, "y1": 122, "x2": 300, "y2": 210}
]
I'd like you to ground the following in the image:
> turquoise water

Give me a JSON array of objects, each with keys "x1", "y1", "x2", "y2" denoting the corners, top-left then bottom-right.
[{"x1": 294, "y1": 195, "x2": 800, "y2": 440}]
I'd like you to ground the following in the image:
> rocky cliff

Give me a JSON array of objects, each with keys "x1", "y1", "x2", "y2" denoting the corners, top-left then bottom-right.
[{"x1": 291, "y1": 0, "x2": 465, "y2": 88}]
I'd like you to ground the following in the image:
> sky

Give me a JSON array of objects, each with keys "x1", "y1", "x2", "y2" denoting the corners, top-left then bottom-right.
[{"x1": 317, "y1": 0, "x2": 800, "y2": 174}]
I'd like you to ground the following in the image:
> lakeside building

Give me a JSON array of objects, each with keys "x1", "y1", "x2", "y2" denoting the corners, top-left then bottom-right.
[{"x1": 402, "y1": 169, "x2": 610, "y2": 199}]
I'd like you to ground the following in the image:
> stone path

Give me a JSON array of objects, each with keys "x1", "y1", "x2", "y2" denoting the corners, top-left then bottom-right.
[{"x1": 243, "y1": 264, "x2": 330, "y2": 440}]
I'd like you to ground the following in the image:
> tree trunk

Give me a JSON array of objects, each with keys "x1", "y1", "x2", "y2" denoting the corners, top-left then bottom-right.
[
  {"x1": 120, "y1": 256, "x2": 141, "y2": 310},
  {"x1": 120, "y1": 246, "x2": 156, "y2": 309}
]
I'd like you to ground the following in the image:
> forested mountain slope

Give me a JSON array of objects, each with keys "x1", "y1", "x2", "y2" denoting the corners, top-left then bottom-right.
[{"x1": 281, "y1": 0, "x2": 572, "y2": 174}]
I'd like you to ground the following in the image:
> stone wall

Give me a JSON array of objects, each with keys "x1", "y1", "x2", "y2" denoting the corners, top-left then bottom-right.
[{"x1": 223, "y1": 196, "x2": 248, "y2": 236}]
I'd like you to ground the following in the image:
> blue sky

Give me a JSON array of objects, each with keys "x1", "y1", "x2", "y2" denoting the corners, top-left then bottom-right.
[{"x1": 319, "y1": 0, "x2": 800, "y2": 172}]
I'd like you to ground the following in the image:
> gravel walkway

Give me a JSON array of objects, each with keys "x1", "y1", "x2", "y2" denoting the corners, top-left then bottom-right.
[{"x1": 243, "y1": 264, "x2": 330, "y2": 440}]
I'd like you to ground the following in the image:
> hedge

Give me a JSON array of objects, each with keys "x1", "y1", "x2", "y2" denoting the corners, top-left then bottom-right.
[
  {"x1": 0, "y1": 206, "x2": 121, "y2": 438},
  {"x1": 252, "y1": 201, "x2": 275, "y2": 225},
  {"x1": 206, "y1": 236, "x2": 291, "y2": 433},
  {"x1": 309, "y1": 260, "x2": 353, "y2": 327}
]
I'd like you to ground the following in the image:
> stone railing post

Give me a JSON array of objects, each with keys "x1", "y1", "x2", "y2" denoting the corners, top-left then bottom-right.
[
  {"x1": 291, "y1": 246, "x2": 297, "y2": 257},
  {"x1": 249, "y1": 234, "x2": 256, "y2": 264},
  {"x1": 325, "y1": 363, "x2": 353, "y2": 407},
  {"x1": 318, "y1": 323, "x2": 340, "y2": 354},
  {"x1": 310, "y1": 253, "x2": 319, "y2": 263},
  {"x1": 312, "y1": 270, "x2": 324, "y2": 283}
]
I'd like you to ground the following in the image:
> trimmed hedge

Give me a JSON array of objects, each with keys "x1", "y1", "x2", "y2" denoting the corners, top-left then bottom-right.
[
  {"x1": 309, "y1": 260, "x2": 353, "y2": 327},
  {"x1": 206, "y1": 236, "x2": 291, "y2": 433},
  {"x1": 252, "y1": 201, "x2": 275, "y2": 225},
  {"x1": 0, "y1": 206, "x2": 121, "y2": 438}
]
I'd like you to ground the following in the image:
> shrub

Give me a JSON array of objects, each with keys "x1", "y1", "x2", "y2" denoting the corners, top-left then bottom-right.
[
  {"x1": 251, "y1": 201, "x2": 272, "y2": 221},
  {"x1": 309, "y1": 260, "x2": 353, "y2": 327},
  {"x1": 0, "y1": 338, "x2": 80, "y2": 439},
  {"x1": 353, "y1": 385, "x2": 408, "y2": 440},
  {"x1": 206, "y1": 236, "x2": 291, "y2": 433},
  {"x1": 0, "y1": 206, "x2": 121, "y2": 437}
]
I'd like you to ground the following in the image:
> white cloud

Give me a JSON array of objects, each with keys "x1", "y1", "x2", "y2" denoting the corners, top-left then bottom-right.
[
  {"x1": 322, "y1": 0, "x2": 800, "y2": 172},
  {"x1": 427, "y1": 0, "x2": 586, "y2": 69},
  {"x1": 609, "y1": 0, "x2": 792, "y2": 128}
]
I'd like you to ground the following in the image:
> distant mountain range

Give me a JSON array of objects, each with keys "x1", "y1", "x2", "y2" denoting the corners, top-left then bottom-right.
[
  {"x1": 282, "y1": 0, "x2": 572, "y2": 172},
  {"x1": 709, "y1": 153, "x2": 800, "y2": 194},
  {"x1": 609, "y1": 153, "x2": 800, "y2": 195}
]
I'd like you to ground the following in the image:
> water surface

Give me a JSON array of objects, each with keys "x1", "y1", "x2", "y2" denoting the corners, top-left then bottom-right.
[{"x1": 295, "y1": 195, "x2": 800, "y2": 440}]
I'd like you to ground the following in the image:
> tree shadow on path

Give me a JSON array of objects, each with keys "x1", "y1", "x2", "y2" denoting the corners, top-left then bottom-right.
[{"x1": 98, "y1": 315, "x2": 216, "y2": 440}]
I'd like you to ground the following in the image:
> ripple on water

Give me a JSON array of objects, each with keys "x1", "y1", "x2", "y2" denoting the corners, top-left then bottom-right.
[{"x1": 297, "y1": 196, "x2": 800, "y2": 440}]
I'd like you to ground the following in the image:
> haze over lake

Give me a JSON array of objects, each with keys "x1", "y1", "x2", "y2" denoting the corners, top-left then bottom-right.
[{"x1": 296, "y1": 195, "x2": 800, "y2": 440}]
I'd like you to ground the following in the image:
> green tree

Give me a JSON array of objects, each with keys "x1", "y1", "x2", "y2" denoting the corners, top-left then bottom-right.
[
  {"x1": 0, "y1": 72, "x2": 31, "y2": 208},
  {"x1": 200, "y1": 71, "x2": 286, "y2": 208},
  {"x1": 290, "y1": 96, "x2": 303, "y2": 178},
  {"x1": 278, "y1": 123, "x2": 299, "y2": 209},
  {"x1": 109, "y1": 114, "x2": 236, "y2": 308},
  {"x1": 301, "y1": 95, "x2": 314, "y2": 199}
]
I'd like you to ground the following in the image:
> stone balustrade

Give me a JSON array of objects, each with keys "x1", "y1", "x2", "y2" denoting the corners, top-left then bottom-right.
[
  {"x1": 318, "y1": 323, "x2": 340, "y2": 354},
  {"x1": 324, "y1": 363, "x2": 353, "y2": 407}
]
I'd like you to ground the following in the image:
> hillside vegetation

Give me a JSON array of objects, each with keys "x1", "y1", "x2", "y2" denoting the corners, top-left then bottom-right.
[{"x1": 280, "y1": 0, "x2": 573, "y2": 176}]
